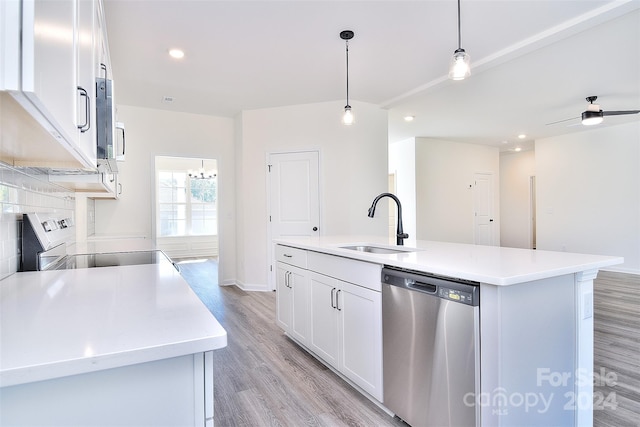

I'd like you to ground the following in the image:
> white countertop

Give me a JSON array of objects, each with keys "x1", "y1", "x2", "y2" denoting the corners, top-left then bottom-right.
[
  {"x1": 0, "y1": 258, "x2": 227, "y2": 387},
  {"x1": 274, "y1": 235, "x2": 624, "y2": 286}
]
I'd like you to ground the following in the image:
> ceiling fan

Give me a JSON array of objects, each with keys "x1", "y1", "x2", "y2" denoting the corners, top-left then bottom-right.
[{"x1": 547, "y1": 96, "x2": 640, "y2": 126}]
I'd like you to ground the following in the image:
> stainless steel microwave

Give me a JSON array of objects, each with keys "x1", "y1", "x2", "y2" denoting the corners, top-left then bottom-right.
[{"x1": 96, "y1": 66, "x2": 125, "y2": 173}]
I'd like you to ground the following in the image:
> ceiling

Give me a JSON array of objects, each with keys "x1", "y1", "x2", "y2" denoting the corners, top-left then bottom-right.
[{"x1": 103, "y1": 0, "x2": 640, "y2": 152}]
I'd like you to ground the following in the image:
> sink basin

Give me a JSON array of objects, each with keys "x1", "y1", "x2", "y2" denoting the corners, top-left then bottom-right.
[{"x1": 340, "y1": 245, "x2": 414, "y2": 254}]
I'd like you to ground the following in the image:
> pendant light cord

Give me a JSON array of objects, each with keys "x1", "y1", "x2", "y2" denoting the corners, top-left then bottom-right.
[
  {"x1": 457, "y1": 0, "x2": 462, "y2": 49},
  {"x1": 345, "y1": 39, "x2": 350, "y2": 106}
]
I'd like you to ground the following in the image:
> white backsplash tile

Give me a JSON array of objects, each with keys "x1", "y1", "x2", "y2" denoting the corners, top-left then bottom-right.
[{"x1": 0, "y1": 163, "x2": 76, "y2": 280}]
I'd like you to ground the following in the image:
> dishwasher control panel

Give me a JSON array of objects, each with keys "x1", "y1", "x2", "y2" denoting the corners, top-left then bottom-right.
[
  {"x1": 439, "y1": 287, "x2": 475, "y2": 305},
  {"x1": 382, "y1": 266, "x2": 479, "y2": 306}
]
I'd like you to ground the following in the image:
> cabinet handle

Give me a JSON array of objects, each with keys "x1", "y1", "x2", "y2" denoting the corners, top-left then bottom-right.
[
  {"x1": 77, "y1": 86, "x2": 90, "y2": 132},
  {"x1": 286, "y1": 271, "x2": 292, "y2": 288},
  {"x1": 336, "y1": 289, "x2": 342, "y2": 311},
  {"x1": 285, "y1": 271, "x2": 289, "y2": 288},
  {"x1": 116, "y1": 122, "x2": 126, "y2": 158},
  {"x1": 283, "y1": 254, "x2": 293, "y2": 258},
  {"x1": 330, "y1": 288, "x2": 336, "y2": 308},
  {"x1": 118, "y1": 183, "x2": 122, "y2": 195}
]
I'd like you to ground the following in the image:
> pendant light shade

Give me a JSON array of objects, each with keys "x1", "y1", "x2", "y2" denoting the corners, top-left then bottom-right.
[
  {"x1": 342, "y1": 105, "x2": 354, "y2": 125},
  {"x1": 449, "y1": 0, "x2": 470, "y2": 80},
  {"x1": 340, "y1": 30, "x2": 355, "y2": 125},
  {"x1": 449, "y1": 48, "x2": 471, "y2": 80}
]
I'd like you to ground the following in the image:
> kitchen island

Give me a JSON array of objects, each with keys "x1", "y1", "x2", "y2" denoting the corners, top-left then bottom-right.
[
  {"x1": 274, "y1": 235, "x2": 623, "y2": 427},
  {"x1": 0, "y1": 254, "x2": 226, "y2": 426}
]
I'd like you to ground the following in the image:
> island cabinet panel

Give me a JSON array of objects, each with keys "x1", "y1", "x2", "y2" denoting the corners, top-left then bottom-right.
[
  {"x1": 479, "y1": 274, "x2": 579, "y2": 427},
  {"x1": 0, "y1": 352, "x2": 214, "y2": 427}
]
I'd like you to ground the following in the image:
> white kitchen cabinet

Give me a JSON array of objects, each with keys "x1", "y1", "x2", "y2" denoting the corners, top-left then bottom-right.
[
  {"x1": 275, "y1": 245, "x2": 310, "y2": 345},
  {"x1": 309, "y1": 271, "x2": 383, "y2": 401},
  {"x1": 274, "y1": 244, "x2": 383, "y2": 402},
  {"x1": 0, "y1": 0, "x2": 114, "y2": 170},
  {"x1": 13, "y1": 0, "x2": 94, "y2": 167},
  {"x1": 276, "y1": 262, "x2": 310, "y2": 345}
]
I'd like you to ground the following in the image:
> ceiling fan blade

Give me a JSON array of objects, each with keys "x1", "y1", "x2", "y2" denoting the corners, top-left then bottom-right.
[
  {"x1": 602, "y1": 110, "x2": 640, "y2": 116},
  {"x1": 545, "y1": 116, "x2": 579, "y2": 126}
]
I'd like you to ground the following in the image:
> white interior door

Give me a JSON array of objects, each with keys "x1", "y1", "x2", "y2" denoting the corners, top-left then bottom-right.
[
  {"x1": 267, "y1": 150, "x2": 320, "y2": 288},
  {"x1": 474, "y1": 172, "x2": 495, "y2": 246}
]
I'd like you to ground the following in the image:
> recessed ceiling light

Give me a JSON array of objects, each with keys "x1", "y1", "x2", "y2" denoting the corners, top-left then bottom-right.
[
  {"x1": 515, "y1": 147, "x2": 522, "y2": 152},
  {"x1": 404, "y1": 116, "x2": 415, "y2": 122},
  {"x1": 169, "y1": 49, "x2": 184, "y2": 59},
  {"x1": 518, "y1": 134, "x2": 526, "y2": 139}
]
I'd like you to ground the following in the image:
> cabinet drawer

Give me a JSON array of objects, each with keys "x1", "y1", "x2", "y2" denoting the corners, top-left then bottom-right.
[
  {"x1": 308, "y1": 251, "x2": 381, "y2": 292},
  {"x1": 275, "y1": 245, "x2": 308, "y2": 269}
]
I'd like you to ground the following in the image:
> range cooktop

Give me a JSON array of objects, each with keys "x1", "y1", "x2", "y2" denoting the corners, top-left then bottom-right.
[{"x1": 45, "y1": 250, "x2": 175, "y2": 271}]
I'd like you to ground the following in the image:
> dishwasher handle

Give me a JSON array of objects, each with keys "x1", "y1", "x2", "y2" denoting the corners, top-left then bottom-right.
[{"x1": 407, "y1": 280, "x2": 437, "y2": 294}]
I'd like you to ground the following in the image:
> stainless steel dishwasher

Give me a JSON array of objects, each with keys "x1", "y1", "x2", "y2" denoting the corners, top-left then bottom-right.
[{"x1": 382, "y1": 266, "x2": 480, "y2": 427}]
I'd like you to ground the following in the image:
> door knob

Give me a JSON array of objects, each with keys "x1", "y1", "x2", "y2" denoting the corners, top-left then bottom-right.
[{"x1": 312, "y1": 227, "x2": 318, "y2": 231}]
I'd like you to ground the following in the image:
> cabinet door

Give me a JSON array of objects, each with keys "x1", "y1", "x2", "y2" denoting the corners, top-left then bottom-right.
[
  {"x1": 288, "y1": 265, "x2": 310, "y2": 345},
  {"x1": 339, "y1": 280, "x2": 383, "y2": 401},
  {"x1": 275, "y1": 262, "x2": 292, "y2": 332},
  {"x1": 76, "y1": 0, "x2": 97, "y2": 165},
  {"x1": 309, "y1": 272, "x2": 340, "y2": 369},
  {"x1": 23, "y1": 0, "x2": 79, "y2": 148}
]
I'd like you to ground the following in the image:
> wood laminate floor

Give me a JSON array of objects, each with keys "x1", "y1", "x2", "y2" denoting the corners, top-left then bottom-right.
[
  {"x1": 177, "y1": 259, "x2": 404, "y2": 427},
  {"x1": 177, "y1": 259, "x2": 640, "y2": 427},
  {"x1": 593, "y1": 271, "x2": 640, "y2": 427}
]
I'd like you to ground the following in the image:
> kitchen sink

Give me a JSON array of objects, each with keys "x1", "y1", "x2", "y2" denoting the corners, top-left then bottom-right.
[{"x1": 340, "y1": 245, "x2": 417, "y2": 254}]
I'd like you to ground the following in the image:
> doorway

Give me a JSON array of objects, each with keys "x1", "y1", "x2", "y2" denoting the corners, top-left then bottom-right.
[
  {"x1": 473, "y1": 172, "x2": 496, "y2": 246},
  {"x1": 530, "y1": 175, "x2": 537, "y2": 249},
  {"x1": 154, "y1": 156, "x2": 219, "y2": 260}
]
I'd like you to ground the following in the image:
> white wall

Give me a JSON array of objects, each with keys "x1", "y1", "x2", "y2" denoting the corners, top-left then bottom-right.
[
  {"x1": 236, "y1": 100, "x2": 388, "y2": 290},
  {"x1": 94, "y1": 105, "x2": 237, "y2": 284},
  {"x1": 414, "y1": 138, "x2": 499, "y2": 244},
  {"x1": 536, "y1": 122, "x2": 640, "y2": 273},
  {"x1": 388, "y1": 138, "x2": 417, "y2": 239},
  {"x1": 500, "y1": 150, "x2": 535, "y2": 249}
]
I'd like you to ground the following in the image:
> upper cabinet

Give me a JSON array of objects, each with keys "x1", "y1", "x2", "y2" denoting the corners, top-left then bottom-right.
[{"x1": 0, "y1": 0, "x2": 115, "y2": 171}]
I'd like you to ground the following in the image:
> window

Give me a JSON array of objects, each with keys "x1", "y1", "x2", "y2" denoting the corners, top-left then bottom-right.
[{"x1": 158, "y1": 170, "x2": 217, "y2": 237}]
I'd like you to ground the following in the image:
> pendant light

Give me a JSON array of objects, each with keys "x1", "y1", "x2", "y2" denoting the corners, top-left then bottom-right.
[
  {"x1": 340, "y1": 30, "x2": 355, "y2": 125},
  {"x1": 448, "y1": 0, "x2": 470, "y2": 81}
]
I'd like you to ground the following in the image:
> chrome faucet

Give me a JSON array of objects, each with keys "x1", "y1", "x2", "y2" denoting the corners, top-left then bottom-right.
[{"x1": 367, "y1": 193, "x2": 409, "y2": 246}]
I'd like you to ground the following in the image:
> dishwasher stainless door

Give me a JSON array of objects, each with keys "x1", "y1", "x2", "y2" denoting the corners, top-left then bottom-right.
[{"x1": 382, "y1": 267, "x2": 480, "y2": 427}]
